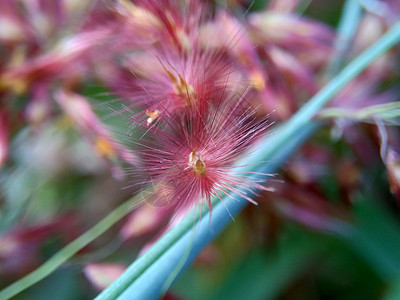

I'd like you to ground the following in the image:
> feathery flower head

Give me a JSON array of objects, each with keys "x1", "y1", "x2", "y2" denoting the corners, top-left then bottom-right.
[
  {"x1": 109, "y1": 0, "x2": 245, "y2": 123},
  {"x1": 124, "y1": 50, "x2": 236, "y2": 119},
  {"x1": 129, "y1": 93, "x2": 270, "y2": 215},
  {"x1": 107, "y1": 0, "x2": 273, "y2": 216}
]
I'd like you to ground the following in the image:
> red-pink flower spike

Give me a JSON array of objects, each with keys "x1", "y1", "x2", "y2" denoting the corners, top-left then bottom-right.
[
  {"x1": 111, "y1": 0, "x2": 273, "y2": 215},
  {"x1": 128, "y1": 96, "x2": 270, "y2": 216},
  {"x1": 112, "y1": 0, "x2": 240, "y2": 120},
  {"x1": 120, "y1": 49, "x2": 235, "y2": 118}
]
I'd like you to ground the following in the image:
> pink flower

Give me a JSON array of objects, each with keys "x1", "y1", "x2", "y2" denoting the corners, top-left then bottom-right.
[
  {"x1": 119, "y1": 203, "x2": 171, "y2": 240},
  {"x1": 0, "y1": 215, "x2": 80, "y2": 282},
  {"x1": 105, "y1": 0, "x2": 273, "y2": 215},
  {"x1": 84, "y1": 263, "x2": 126, "y2": 291},
  {"x1": 128, "y1": 94, "x2": 270, "y2": 216},
  {"x1": 110, "y1": 0, "x2": 238, "y2": 122},
  {"x1": 116, "y1": 47, "x2": 235, "y2": 120}
]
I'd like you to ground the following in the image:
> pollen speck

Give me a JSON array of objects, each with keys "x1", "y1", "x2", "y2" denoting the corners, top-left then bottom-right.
[
  {"x1": 250, "y1": 71, "x2": 266, "y2": 90},
  {"x1": 189, "y1": 149, "x2": 206, "y2": 176},
  {"x1": 146, "y1": 109, "x2": 160, "y2": 126},
  {"x1": 164, "y1": 68, "x2": 195, "y2": 105},
  {"x1": 95, "y1": 137, "x2": 116, "y2": 158}
]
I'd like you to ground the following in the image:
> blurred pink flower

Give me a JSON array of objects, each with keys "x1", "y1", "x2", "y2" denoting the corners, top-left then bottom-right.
[
  {"x1": 55, "y1": 89, "x2": 137, "y2": 178},
  {"x1": 120, "y1": 203, "x2": 171, "y2": 240},
  {"x1": 0, "y1": 0, "x2": 130, "y2": 174},
  {"x1": 0, "y1": 215, "x2": 80, "y2": 283},
  {"x1": 84, "y1": 263, "x2": 126, "y2": 291}
]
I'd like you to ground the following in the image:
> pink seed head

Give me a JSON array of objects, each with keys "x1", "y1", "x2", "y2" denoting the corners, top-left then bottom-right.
[
  {"x1": 128, "y1": 94, "x2": 270, "y2": 215},
  {"x1": 116, "y1": 0, "x2": 272, "y2": 217}
]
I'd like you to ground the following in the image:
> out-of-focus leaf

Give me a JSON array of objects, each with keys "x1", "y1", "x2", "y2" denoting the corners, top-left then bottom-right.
[
  {"x1": 319, "y1": 101, "x2": 400, "y2": 125},
  {"x1": 384, "y1": 279, "x2": 400, "y2": 300},
  {"x1": 207, "y1": 231, "x2": 321, "y2": 300},
  {"x1": 341, "y1": 197, "x2": 400, "y2": 281},
  {"x1": 315, "y1": 237, "x2": 383, "y2": 300},
  {"x1": 18, "y1": 267, "x2": 90, "y2": 300}
]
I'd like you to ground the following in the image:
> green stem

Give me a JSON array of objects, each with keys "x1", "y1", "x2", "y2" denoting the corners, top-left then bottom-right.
[
  {"x1": 0, "y1": 195, "x2": 144, "y2": 300},
  {"x1": 326, "y1": 0, "x2": 362, "y2": 77}
]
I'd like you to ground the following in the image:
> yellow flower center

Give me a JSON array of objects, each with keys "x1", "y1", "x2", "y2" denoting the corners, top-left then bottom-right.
[{"x1": 188, "y1": 149, "x2": 206, "y2": 176}]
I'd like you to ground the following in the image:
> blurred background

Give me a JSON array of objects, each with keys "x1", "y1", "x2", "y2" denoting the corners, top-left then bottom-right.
[{"x1": 1, "y1": 0, "x2": 400, "y2": 299}]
